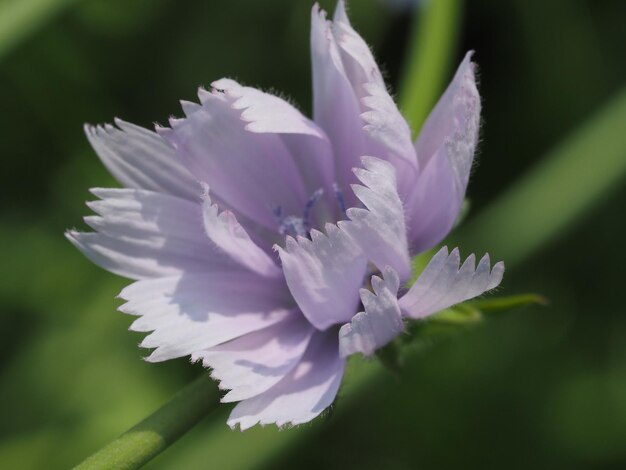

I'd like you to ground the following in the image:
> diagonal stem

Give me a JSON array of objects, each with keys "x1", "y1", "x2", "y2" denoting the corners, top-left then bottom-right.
[{"x1": 73, "y1": 375, "x2": 219, "y2": 470}]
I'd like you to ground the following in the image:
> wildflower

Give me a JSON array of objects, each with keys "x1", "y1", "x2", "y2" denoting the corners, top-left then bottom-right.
[{"x1": 67, "y1": 1, "x2": 503, "y2": 430}]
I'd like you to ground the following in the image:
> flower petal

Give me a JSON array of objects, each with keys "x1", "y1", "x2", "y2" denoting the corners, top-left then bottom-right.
[
  {"x1": 332, "y1": 1, "x2": 418, "y2": 193},
  {"x1": 157, "y1": 89, "x2": 311, "y2": 232},
  {"x1": 399, "y1": 246, "x2": 504, "y2": 319},
  {"x1": 84, "y1": 119, "x2": 200, "y2": 201},
  {"x1": 331, "y1": 1, "x2": 385, "y2": 91},
  {"x1": 339, "y1": 157, "x2": 411, "y2": 281},
  {"x1": 227, "y1": 329, "x2": 345, "y2": 430},
  {"x1": 202, "y1": 190, "x2": 281, "y2": 279},
  {"x1": 311, "y1": 3, "x2": 418, "y2": 204},
  {"x1": 359, "y1": 82, "x2": 419, "y2": 196},
  {"x1": 66, "y1": 188, "x2": 237, "y2": 280},
  {"x1": 210, "y1": 78, "x2": 337, "y2": 216},
  {"x1": 211, "y1": 78, "x2": 326, "y2": 138},
  {"x1": 415, "y1": 52, "x2": 480, "y2": 170},
  {"x1": 276, "y1": 224, "x2": 367, "y2": 331},
  {"x1": 192, "y1": 314, "x2": 314, "y2": 403},
  {"x1": 119, "y1": 272, "x2": 294, "y2": 362},
  {"x1": 404, "y1": 147, "x2": 459, "y2": 253},
  {"x1": 407, "y1": 52, "x2": 481, "y2": 251},
  {"x1": 339, "y1": 266, "x2": 404, "y2": 358},
  {"x1": 310, "y1": 4, "x2": 365, "y2": 206}
]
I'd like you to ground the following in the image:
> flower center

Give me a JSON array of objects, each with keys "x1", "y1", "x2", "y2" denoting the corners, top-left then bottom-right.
[
  {"x1": 274, "y1": 188, "x2": 323, "y2": 238},
  {"x1": 274, "y1": 185, "x2": 348, "y2": 238}
]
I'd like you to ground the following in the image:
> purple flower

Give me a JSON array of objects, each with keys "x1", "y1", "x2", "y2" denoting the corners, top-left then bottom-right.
[{"x1": 67, "y1": 1, "x2": 503, "y2": 430}]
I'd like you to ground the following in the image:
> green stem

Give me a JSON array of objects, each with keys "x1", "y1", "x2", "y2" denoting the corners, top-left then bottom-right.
[
  {"x1": 74, "y1": 375, "x2": 219, "y2": 470},
  {"x1": 398, "y1": 0, "x2": 462, "y2": 133}
]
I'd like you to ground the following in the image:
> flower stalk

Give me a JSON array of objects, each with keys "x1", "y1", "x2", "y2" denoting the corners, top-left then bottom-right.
[{"x1": 74, "y1": 375, "x2": 219, "y2": 470}]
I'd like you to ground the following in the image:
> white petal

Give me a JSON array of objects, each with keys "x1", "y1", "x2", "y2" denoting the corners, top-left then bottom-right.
[
  {"x1": 399, "y1": 246, "x2": 504, "y2": 319},
  {"x1": 202, "y1": 192, "x2": 281, "y2": 279},
  {"x1": 192, "y1": 314, "x2": 314, "y2": 402},
  {"x1": 276, "y1": 224, "x2": 367, "y2": 331},
  {"x1": 119, "y1": 272, "x2": 294, "y2": 362},
  {"x1": 339, "y1": 157, "x2": 411, "y2": 281},
  {"x1": 339, "y1": 267, "x2": 404, "y2": 358},
  {"x1": 227, "y1": 329, "x2": 345, "y2": 430},
  {"x1": 84, "y1": 120, "x2": 200, "y2": 200},
  {"x1": 67, "y1": 188, "x2": 236, "y2": 280}
]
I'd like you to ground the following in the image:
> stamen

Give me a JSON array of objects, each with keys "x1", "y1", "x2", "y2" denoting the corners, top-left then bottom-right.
[
  {"x1": 279, "y1": 216, "x2": 307, "y2": 238},
  {"x1": 274, "y1": 189, "x2": 324, "y2": 238},
  {"x1": 333, "y1": 183, "x2": 347, "y2": 217},
  {"x1": 274, "y1": 186, "x2": 351, "y2": 238},
  {"x1": 302, "y1": 188, "x2": 324, "y2": 232}
]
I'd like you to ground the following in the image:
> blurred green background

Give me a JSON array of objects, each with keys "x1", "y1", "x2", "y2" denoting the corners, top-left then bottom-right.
[{"x1": 1, "y1": 0, "x2": 625, "y2": 468}]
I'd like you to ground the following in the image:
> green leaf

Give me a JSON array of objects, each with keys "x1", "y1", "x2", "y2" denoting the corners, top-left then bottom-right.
[
  {"x1": 429, "y1": 293, "x2": 546, "y2": 326},
  {"x1": 429, "y1": 303, "x2": 483, "y2": 325},
  {"x1": 467, "y1": 293, "x2": 548, "y2": 313}
]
